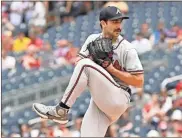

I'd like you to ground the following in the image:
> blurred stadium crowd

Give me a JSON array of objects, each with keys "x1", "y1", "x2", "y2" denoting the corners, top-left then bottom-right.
[{"x1": 1, "y1": 1, "x2": 182, "y2": 137}]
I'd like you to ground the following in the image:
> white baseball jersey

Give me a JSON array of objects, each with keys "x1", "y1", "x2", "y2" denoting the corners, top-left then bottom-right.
[
  {"x1": 59, "y1": 33, "x2": 144, "y2": 136},
  {"x1": 78, "y1": 33, "x2": 144, "y2": 90}
]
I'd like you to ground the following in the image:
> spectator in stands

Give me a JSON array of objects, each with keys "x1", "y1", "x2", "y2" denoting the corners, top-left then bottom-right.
[
  {"x1": 39, "y1": 41, "x2": 56, "y2": 68},
  {"x1": 158, "y1": 121, "x2": 169, "y2": 137},
  {"x1": 158, "y1": 90, "x2": 173, "y2": 119},
  {"x1": 9, "y1": 2, "x2": 24, "y2": 26},
  {"x1": 176, "y1": 81, "x2": 182, "y2": 93},
  {"x1": 142, "y1": 94, "x2": 161, "y2": 125},
  {"x1": 19, "y1": 124, "x2": 31, "y2": 137},
  {"x1": 2, "y1": 13, "x2": 15, "y2": 32},
  {"x1": 168, "y1": 28, "x2": 182, "y2": 48},
  {"x1": 29, "y1": 121, "x2": 53, "y2": 137},
  {"x1": 103, "y1": 2, "x2": 118, "y2": 8},
  {"x1": 28, "y1": 31, "x2": 43, "y2": 50},
  {"x1": 52, "y1": 1, "x2": 70, "y2": 24},
  {"x1": 59, "y1": 125, "x2": 72, "y2": 137},
  {"x1": 172, "y1": 96, "x2": 182, "y2": 109},
  {"x1": 155, "y1": 31, "x2": 169, "y2": 50},
  {"x1": 65, "y1": 42, "x2": 79, "y2": 65},
  {"x1": 44, "y1": 1, "x2": 58, "y2": 27},
  {"x1": 117, "y1": 110, "x2": 133, "y2": 136},
  {"x1": 54, "y1": 39, "x2": 71, "y2": 66},
  {"x1": 131, "y1": 32, "x2": 152, "y2": 55},
  {"x1": 53, "y1": 125, "x2": 63, "y2": 137},
  {"x1": 140, "y1": 23, "x2": 151, "y2": 39},
  {"x1": 58, "y1": 1, "x2": 74, "y2": 23},
  {"x1": 165, "y1": 24, "x2": 180, "y2": 38},
  {"x1": 37, "y1": 121, "x2": 51, "y2": 137},
  {"x1": 22, "y1": 1, "x2": 35, "y2": 24},
  {"x1": 168, "y1": 110, "x2": 182, "y2": 137},
  {"x1": 10, "y1": 133, "x2": 21, "y2": 137},
  {"x1": 30, "y1": 128, "x2": 40, "y2": 137},
  {"x1": 72, "y1": 1, "x2": 92, "y2": 17},
  {"x1": 103, "y1": 1, "x2": 129, "y2": 14},
  {"x1": 13, "y1": 31, "x2": 31, "y2": 53},
  {"x1": 37, "y1": 128, "x2": 47, "y2": 137},
  {"x1": 29, "y1": 2, "x2": 46, "y2": 27},
  {"x1": 2, "y1": 49, "x2": 16, "y2": 71},
  {"x1": 116, "y1": 1, "x2": 129, "y2": 14},
  {"x1": 177, "y1": 30, "x2": 182, "y2": 46},
  {"x1": 150, "y1": 21, "x2": 165, "y2": 46},
  {"x1": 131, "y1": 88, "x2": 151, "y2": 108},
  {"x1": 60, "y1": 1, "x2": 93, "y2": 23},
  {"x1": 47, "y1": 126, "x2": 56, "y2": 137},
  {"x1": 168, "y1": 81, "x2": 182, "y2": 109},
  {"x1": 2, "y1": 2, "x2": 8, "y2": 14},
  {"x1": 71, "y1": 116, "x2": 83, "y2": 137},
  {"x1": 21, "y1": 45, "x2": 41, "y2": 70},
  {"x1": 147, "y1": 129, "x2": 160, "y2": 137},
  {"x1": 2, "y1": 30, "x2": 14, "y2": 52}
]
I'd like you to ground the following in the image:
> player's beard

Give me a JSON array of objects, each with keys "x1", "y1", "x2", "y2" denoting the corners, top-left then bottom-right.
[
  {"x1": 112, "y1": 31, "x2": 120, "y2": 41},
  {"x1": 103, "y1": 31, "x2": 113, "y2": 39},
  {"x1": 102, "y1": 29, "x2": 120, "y2": 40},
  {"x1": 114, "y1": 31, "x2": 120, "y2": 36}
]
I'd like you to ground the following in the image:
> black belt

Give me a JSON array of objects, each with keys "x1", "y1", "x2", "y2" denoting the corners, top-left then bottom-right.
[{"x1": 121, "y1": 87, "x2": 131, "y2": 96}]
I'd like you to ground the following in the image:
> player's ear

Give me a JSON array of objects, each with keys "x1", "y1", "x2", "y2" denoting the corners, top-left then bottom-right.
[{"x1": 100, "y1": 20, "x2": 107, "y2": 28}]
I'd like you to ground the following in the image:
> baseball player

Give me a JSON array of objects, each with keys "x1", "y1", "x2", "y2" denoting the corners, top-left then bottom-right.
[{"x1": 32, "y1": 6, "x2": 144, "y2": 137}]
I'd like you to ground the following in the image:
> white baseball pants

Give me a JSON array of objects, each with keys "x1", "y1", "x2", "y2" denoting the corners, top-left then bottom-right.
[{"x1": 61, "y1": 58, "x2": 130, "y2": 137}]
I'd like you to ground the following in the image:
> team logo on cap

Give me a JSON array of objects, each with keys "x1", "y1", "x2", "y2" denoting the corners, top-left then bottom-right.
[{"x1": 116, "y1": 9, "x2": 121, "y2": 14}]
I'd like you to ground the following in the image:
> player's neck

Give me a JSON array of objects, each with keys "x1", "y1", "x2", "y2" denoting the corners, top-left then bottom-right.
[
  {"x1": 112, "y1": 37, "x2": 117, "y2": 43},
  {"x1": 101, "y1": 32, "x2": 117, "y2": 43}
]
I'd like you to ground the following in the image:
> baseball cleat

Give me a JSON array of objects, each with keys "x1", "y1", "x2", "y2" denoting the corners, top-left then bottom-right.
[{"x1": 32, "y1": 103, "x2": 69, "y2": 124}]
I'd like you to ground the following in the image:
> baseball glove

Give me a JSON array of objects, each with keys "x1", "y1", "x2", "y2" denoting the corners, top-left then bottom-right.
[{"x1": 87, "y1": 38, "x2": 113, "y2": 68}]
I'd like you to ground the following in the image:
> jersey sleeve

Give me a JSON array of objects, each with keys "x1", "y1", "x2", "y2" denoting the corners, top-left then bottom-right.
[
  {"x1": 124, "y1": 48, "x2": 144, "y2": 74},
  {"x1": 77, "y1": 35, "x2": 93, "y2": 58}
]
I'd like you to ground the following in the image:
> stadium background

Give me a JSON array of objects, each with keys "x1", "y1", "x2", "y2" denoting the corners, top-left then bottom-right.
[{"x1": 1, "y1": 1, "x2": 182, "y2": 137}]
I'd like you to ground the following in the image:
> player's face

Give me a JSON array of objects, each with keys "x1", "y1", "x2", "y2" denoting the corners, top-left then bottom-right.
[{"x1": 105, "y1": 19, "x2": 122, "y2": 38}]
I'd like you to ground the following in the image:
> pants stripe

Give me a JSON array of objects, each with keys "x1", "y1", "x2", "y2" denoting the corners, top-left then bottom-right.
[{"x1": 63, "y1": 65, "x2": 122, "y2": 104}]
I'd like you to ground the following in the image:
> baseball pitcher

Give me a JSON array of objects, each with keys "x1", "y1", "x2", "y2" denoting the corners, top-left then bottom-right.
[{"x1": 32, "y1": 6, "x2": 144, "y2": 137}]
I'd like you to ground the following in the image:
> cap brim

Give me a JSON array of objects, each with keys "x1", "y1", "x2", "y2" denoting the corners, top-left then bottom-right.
[{"x1": 109, "y1": 15, "x2": 129, "y2": 20}]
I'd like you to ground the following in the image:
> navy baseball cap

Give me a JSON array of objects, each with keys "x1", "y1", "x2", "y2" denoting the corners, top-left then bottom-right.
[{"x1": 99, "y1": 6, "x2": 129, "y2": 21}]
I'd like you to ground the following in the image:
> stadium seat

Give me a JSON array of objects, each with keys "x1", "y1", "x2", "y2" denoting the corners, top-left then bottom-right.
[{"x1": 2, "y1": 69, "x2": 10, "y2": 80}]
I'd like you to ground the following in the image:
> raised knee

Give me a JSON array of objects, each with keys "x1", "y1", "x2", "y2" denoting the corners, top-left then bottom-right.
[{"x1": 76, "y1": 58, "x2": 94, "y2": 67}]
